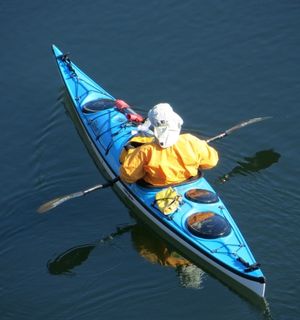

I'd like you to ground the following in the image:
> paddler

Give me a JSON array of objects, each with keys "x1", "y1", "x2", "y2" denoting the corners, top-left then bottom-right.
[{"x1": 119, "y1": 103, "x2": 219, "y2": 186}]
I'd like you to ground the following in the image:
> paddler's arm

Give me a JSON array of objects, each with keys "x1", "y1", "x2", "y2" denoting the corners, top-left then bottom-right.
[
  {"x1": 189, "y1": 135, "x2": 219, "y2": 170},
  {"x1": 193, "y1": 136, "x2": 219, "y2": 170},
  {"x1": 119, "y1": 146, "x2": 150, "y2": 184}
]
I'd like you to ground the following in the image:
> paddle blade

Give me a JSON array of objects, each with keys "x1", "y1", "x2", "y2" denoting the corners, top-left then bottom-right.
[
  {"x1": 37, "y1": 180, "x2": 117, "y2": 214},
  {"x1": 37, "y1": 191, "x2": 84, "y2": 214}
]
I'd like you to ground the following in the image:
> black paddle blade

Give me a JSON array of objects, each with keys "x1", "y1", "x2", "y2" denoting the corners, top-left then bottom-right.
[{"x1": 37, "y1": 191, "x2": 84, "y2": 214}]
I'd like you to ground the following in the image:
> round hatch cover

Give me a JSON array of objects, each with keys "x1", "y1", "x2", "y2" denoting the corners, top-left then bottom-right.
[
  {"x1": 82, "y1": 99, "x2": 116, "y2": 113},
  {"x1": 185, "y1": 189, "x2": 218, "y2": 204},
  {"x1": 186, "y1": 212, "x2": 231, "y2": 239}
]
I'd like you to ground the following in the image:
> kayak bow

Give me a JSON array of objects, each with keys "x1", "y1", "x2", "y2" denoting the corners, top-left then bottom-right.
[{"x1": 51, "y1": 44, "x2": 266, "y2": 298}]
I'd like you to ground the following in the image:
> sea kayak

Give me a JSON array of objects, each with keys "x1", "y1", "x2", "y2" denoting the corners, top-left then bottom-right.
[{"x1": 51, "y1": 44, "x2": 266, "y2": 297}]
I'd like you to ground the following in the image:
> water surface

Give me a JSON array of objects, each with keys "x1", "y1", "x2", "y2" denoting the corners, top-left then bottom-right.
[{"x1": 0, "y1": 1, "x2": 299, "y2": 319}]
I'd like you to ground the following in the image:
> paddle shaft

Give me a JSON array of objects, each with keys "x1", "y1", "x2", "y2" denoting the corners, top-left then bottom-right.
[
  {"x1": 83, "y1": 184, "x2": 107, "y2": 195},
  {"x1": 206, "y1": 117, "x2": 271, "y2": 143}
]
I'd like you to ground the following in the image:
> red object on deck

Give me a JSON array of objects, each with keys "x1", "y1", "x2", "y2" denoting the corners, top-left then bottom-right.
[
  {"x1": 115, "y1": 99, "x2": 144, "y2": 123},
  {"x1": 115, "y1": 99, "x2": 130, "y2": 110}
]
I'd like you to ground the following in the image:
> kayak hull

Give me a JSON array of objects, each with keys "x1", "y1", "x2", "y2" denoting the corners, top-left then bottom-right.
[{"x1": 51, "y1": 45, "x2": 266, "y2": 298}]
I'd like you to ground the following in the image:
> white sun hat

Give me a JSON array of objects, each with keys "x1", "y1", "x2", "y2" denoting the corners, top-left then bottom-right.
[{"x1": 145, "y1": 103, "x2": 183, "y2": 148}]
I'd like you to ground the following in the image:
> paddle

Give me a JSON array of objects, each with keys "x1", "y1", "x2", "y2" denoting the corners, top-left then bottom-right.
[
  {"x1": 206, "y1": 117, "x2": 271, "y2": 143},
  {"x1": 37, "y1": 177, "x2": 119, "y2": 214},
  {"x1": 37, "y1": 116, "x2": 270, "y2": 214},
  {"x1": 47, "y1": 223, "x2": 135, "y2": 274}
]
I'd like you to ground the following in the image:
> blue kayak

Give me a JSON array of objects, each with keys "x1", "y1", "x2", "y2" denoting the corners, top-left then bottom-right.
[{"x1": 51, "y1": 44, "x2": 266, "y2": 297}]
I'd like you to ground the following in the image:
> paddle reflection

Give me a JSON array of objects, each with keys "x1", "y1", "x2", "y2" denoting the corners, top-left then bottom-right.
[
  {"x1": 47, "y1": 224, "x2": 135, "y2": 275},
  {"x1": 218, "y1": 149, "x2": 280, "y2": 183},
  {"x1": 47, "y1": 222, "x2": 205, "y2": 289}
]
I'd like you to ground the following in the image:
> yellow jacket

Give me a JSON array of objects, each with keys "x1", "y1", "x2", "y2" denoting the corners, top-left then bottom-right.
[{"x1": 120, "y1": 133, "x2": 219, "y2": 186}]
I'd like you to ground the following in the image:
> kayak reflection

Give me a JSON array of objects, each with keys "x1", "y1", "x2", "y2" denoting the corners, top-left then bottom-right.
[
  {"x1": 218, "y1": 149, "x2": 280, "y2": 183},
  {"x1": 47, "y1": 222, "x2": 205, "y2": 289},
  {"x1": 131, "y1": 222, "x2": 205, "y2": 289}
]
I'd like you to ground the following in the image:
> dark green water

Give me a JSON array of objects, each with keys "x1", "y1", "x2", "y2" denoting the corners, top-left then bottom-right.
[{"x1": 1, "y1": 1, "x2": 299, "y2": 319}]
